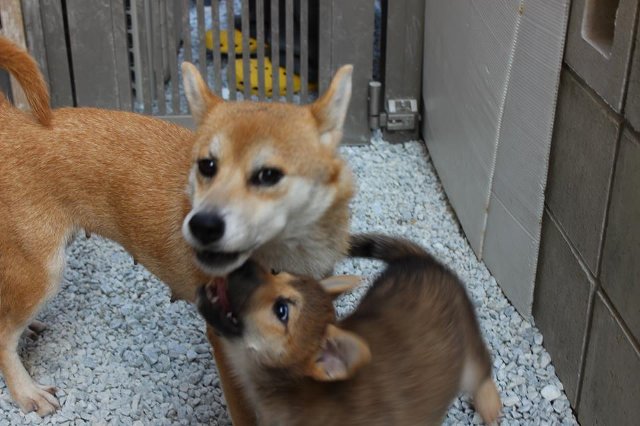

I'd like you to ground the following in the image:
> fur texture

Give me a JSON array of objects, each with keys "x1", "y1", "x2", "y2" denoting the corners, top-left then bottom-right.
[
  {"x1": 0, "y1": 36, "x2": 354, "y2": 420},
  {"x1": 198, "y1": 234, "x2": 502, "y2": 425}
]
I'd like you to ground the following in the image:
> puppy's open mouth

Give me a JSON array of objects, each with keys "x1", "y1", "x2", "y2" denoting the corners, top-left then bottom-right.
[
  {"x1": 196, "y1": 250, "x2": 241, "y2": 266},
  {"x1": 196, "y1": 278, "x2": 242, "y2": 337}
]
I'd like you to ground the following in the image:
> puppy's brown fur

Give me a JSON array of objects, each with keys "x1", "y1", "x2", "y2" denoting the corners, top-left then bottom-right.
[
  {"x1": 198, "y1": 234, "x2": 502, "y2": 425},
  {"x1": 0, "y1": 36, "x2": 354, "y2": 420}
]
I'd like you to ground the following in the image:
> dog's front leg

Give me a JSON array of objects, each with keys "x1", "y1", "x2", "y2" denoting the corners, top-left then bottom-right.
[
  {"x1": 0, "y1": 328, "x2": 60, "y2": 415},
  {"x1": 0, "y1": 235, "x2": 66, "y2": 415},
  {"x1": 206, "y1": 326, "x2": 257, "y2": 426}
]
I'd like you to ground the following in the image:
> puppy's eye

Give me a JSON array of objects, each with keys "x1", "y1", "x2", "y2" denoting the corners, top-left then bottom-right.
[
  {"x1": 198, "y1": 158, "x2": 218, "y2": 178},
  {"x1": 251, "y1": 168, "x2": 284, "y2": 186},
  {"x1": 273, "y1": 299, "x2": 289, "y2": 324}
]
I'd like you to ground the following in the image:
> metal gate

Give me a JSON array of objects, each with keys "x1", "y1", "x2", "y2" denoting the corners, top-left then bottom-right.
[{"x1": 2, "y1": 0, "x2": 425, "y2": 145}]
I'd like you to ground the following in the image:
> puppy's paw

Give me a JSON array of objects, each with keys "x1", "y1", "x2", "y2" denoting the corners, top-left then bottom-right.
[
  {"x1": 14, "y1": 384, "x2": 60, "y2": 416},
  {"x1": 474, "y1": 378, "x2": 501, "y2": 425}
]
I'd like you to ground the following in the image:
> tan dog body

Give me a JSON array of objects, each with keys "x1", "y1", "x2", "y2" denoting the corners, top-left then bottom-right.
[
  {"x1": 198, "y1": 235, "x2": 502, "y2": 425},
  {"x1": 0, "y1": 36, "x2": 354, "y2": 418}
]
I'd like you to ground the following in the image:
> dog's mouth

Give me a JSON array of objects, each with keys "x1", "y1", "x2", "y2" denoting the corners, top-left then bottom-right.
[
  {"x1": 196, "y1": 250, "x2": 241, "y2": 266},
  {"x1": 196, "y1": 278, "x2": 242, "y2": 337},
  {"x1": 195, "y1": 250, "x2": 248, "y2": 276}
]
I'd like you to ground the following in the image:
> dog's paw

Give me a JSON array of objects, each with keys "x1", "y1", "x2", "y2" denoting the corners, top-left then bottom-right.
[
  {"x1": 14, "y1": 384, "x2": 60, "y2": 416},
  {"x1": 474, "y1": 379, "x2": 501, "y2": 425},
  {"x1": 21, "y1": 320, "x2": 48, "y2": 341}
]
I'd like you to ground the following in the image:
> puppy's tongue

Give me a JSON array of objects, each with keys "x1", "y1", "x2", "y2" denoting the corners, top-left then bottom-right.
[{"x1": 213, "y1": 277, "x2": 230, "y2": 313}]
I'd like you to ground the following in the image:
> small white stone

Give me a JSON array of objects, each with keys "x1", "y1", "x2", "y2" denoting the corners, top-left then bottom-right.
[
  {"x1": 503, "y1": 395, "x2": 520, "y2": 407},
  {"x1": 534, "y1": 334, "x2": 544, "y2": 345},
  {"x1": 541, "y1": 384, "x2": 561, "y2": 401},
  {"x1": 131, "y1": 393, "x2": 141, "y2": 412},
  {"x1": 539, "y1": 352, "x2": 551, "y2": 368}
]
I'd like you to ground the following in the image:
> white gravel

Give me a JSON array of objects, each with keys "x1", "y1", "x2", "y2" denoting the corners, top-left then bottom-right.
[{"x1": 0, "y1": 135, "x2": 577, "y2": 425}]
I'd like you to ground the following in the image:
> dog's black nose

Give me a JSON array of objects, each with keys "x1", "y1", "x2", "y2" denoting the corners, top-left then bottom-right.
[{"x1": 189, "y1": 212, "x2": 225, "y2": 245}]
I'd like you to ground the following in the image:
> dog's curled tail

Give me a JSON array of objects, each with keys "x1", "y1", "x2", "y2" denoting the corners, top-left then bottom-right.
[
  {"x1": 0, "y1": 36, "x2": 51, "y2": 126},
  {"x1": 348, "y1": 233, "x2": 432, "y2": 264}
]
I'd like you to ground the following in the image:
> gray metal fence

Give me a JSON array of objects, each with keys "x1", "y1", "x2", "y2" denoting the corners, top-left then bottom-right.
[
  {"x1": 3, "y1": 0, "x2": 425, "y2": 144},
  {"x1": 128, "y1": 0, "x2": 317, "y2": 115}
]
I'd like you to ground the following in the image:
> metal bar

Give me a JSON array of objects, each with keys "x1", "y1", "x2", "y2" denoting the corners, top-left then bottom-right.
[
  {"x1": 226, "y1": 0, "x2": 237, "y2": 100},
  {"x1": 134, "y1": 0, "x2": 153, "y2": 113},
  {"x1": 110, "y1": 0, "x2": 132, "y2": 110},
  {"x1": 241, "y1": 0, "x2": 251, "y2": 98},
  {"x1": 160, "y1": 0, "x2": 170, "y2": 114},
  {"x1": 21, "y1": 0, "x2": 50, "y2": 87},
  {"x1": 0, "y1": 71, "x2": 10, "y2": 103},
  {"x1": 318, "y1": 0, "x2": 375, "y2": 144},
  {"x1": 270, "y1": 0, "x2": 280, "y2": 100},
  {"x1": 166, "y1": 0, "x2": 180, "y2": 113},
  {"x1": 130, "y1": 0, "x2": 144, "y2": 106},
  {"x1": 0, "y1": 0, "x2": 30, "y2": 109},
  {"x1": 182, "y1": 0, "x2": 192, "y2": 63},
  {"x1": 256, "y1": 0, "x2": 266, "y2": 100},
  {"x1": 317, "y1": 0, "x2": 331, "y2": 94},
  {"x1": 38, "y1": 0, "x2": 74, "y2": 107},
  {"x1": 152, "y1": 1, "x2": 166, "y2": 115},
  {"x1": 382, "y1": 0, "x2": 425, "y2": 143},
  {"x1": 158, "y1": 114, "x2": 195, "y2": 129},
  {"x1": 196, "y1": 0, "x2": 206, "y2": 79},
  {"x1": 300, "y1": 0, "x2": 308, "y2": 103},
  {"x1": 368, "y1": 81, "x2": 382, "y2": 130},
  {"x1": 285, "y1": 0, "x2": 294, "y2": 102},
  {"x1": 210, "y1": 0, "x2": 221, "y2": 94},
  {"x1": 144, "y1": 0, "x2": 155, "y2": 113}
]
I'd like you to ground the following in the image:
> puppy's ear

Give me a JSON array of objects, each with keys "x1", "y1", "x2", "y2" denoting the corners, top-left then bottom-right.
[
  {"x1": 309, "y1": 65, "x2": 353, "y2": 150},
  {"x1": 182, "y1": 62, "x2": 222, "y2": 125},
  {"x1": 319, "y1": 275, "x2": 362, "y2": 300},
  {"x1": 305, "y1": 324, "x2": 371, "y2": 382}
]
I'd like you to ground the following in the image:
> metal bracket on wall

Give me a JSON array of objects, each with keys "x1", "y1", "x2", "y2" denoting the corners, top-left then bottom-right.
[{"x1": 368, "y1": 81, "x2": 419, "y2": 132}]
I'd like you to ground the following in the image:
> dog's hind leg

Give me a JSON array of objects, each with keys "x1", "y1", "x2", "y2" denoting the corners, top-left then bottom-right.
[
  {"x1": 22, "y1": 320, "x2": 48, "y2": 341},
  {"x1": 460, "y1": 339, "x2": 502, "y2": 425},
  {"x1": 0, "y1": 241, "x2": 65, "y2": 416}
]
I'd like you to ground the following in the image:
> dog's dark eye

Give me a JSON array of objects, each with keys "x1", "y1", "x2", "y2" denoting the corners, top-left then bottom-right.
[
  {"x1": 198, "y1": 158, "x2": 218, "y2": 178},
  {"x1": 273, "y1": 299, "x2": 289, "y2": 324},
  {"x1": 251, "y1": 168, "x2": 284, "y2": 186}
]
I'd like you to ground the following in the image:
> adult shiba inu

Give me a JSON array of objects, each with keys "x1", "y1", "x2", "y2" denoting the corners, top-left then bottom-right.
[
  {"x1": 0, "y1": 36, "x2": 354, "y2": 419},
  {"x1": 197, "y1": 234, "x2": 502, "y2": 425}
]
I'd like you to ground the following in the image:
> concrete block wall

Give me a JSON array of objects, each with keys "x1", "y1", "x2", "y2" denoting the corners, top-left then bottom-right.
[{"x1": 533, "y1": 1, "x2": 640, "y2": 422}]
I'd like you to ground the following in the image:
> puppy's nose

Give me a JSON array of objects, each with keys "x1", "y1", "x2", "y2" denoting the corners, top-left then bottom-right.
[{"x1": 189, "y1": 212, "x2": 225, "y2": 245}]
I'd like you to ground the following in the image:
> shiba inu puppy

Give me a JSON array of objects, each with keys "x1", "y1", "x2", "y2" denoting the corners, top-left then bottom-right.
[
  {"x1": 0, "y1": 36, "x2": 354, "y2": 418},
  {"x1": 197, "y1": 234, "x2": 502, "y2": 425}
]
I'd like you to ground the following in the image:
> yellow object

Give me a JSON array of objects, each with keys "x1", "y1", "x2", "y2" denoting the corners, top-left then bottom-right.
[
  {"x1": 205, "y1": 29, "x2": 258, "y2": 55},
  {"x1": 235, "y1": 58, "x2": 317, "y2": 96}
]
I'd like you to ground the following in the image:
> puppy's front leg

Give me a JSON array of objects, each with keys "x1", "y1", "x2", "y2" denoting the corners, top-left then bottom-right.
[{"x1": 206, "y1": 326, "x2": 257, "y2": 426}]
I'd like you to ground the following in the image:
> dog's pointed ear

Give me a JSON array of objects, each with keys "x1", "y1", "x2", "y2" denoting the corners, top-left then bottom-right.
[
  {"x1": 309, "y1": 65, "x2": 353, "y2": 150},
  {"x1": 319, "y1": 275, "x2": 362, "y2": 300},
  {"x1": 305, "y1": 324, "x2": 371, "y2": 382},
  {"x1": 182, "y1": 61, "x2": 222, "y2": 125}
]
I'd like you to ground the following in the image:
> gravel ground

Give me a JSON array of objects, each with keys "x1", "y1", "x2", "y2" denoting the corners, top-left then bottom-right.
[{"x1": 0, "y1": 135, "x2": 577, "y2": 425}]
